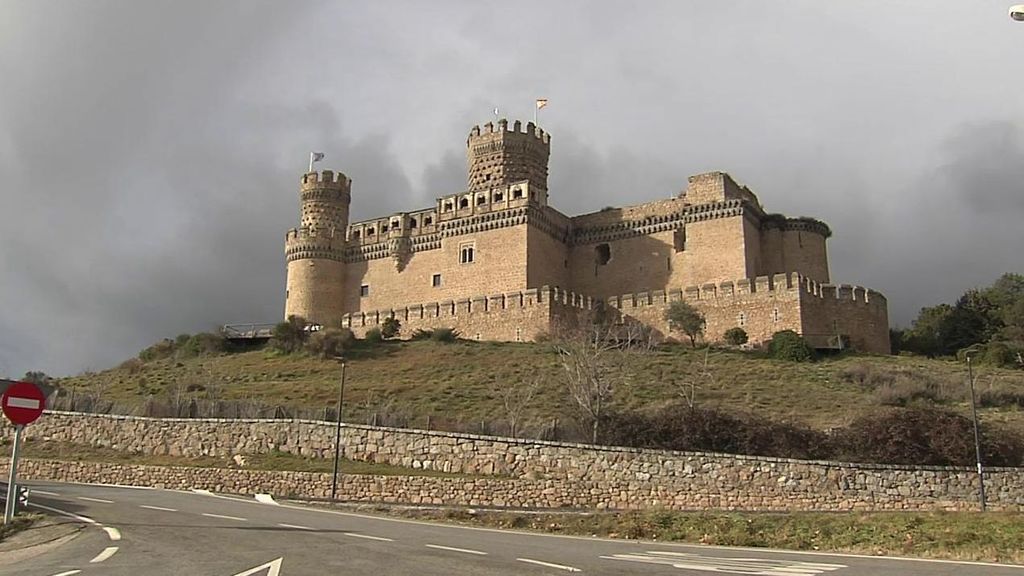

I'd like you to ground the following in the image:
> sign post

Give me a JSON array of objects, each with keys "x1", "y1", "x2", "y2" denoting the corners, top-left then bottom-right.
[{"x1": 2, "y1": 381, "x2": 46, "y2": 524}]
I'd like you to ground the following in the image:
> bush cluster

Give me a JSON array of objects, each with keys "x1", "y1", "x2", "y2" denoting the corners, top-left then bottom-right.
[
  {"x1": 409, "y1": 327, "x2": 460, "y2": 342},
  {"x1": 601, "y1": 403, "x2": 1024, "y2": 467},
  {"x1": 768, "y1": 330, "x2": 814, "y2": 362},
  {"x1": 305, "y1": 328, "x2": 355, "y2": 359},
  {"x1": 139, "y1": 332, "x2": 225, "y2": 362}
]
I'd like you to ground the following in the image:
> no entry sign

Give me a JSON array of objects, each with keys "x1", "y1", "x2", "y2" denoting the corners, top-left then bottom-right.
[{"x1": 1, "y1": 381, "x2": 45, "y2": 426}]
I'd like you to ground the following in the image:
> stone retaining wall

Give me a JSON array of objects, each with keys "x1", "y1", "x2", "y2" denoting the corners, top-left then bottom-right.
[{"x1": 4, "y1": 411, "x2": 1023, "y2": 511}]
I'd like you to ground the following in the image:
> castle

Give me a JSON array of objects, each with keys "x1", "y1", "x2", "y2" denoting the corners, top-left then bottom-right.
[{"x1": 284, "y1": 119, "x2": 890, "y2": 353}]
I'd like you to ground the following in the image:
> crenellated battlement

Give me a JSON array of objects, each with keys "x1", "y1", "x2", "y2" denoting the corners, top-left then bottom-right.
[
  {"x1": 301, "y1": 170, "x2": 350, "y2": 189},
  {"x1": 468, "y1": 118, "x2": 550, "y2": 145}
]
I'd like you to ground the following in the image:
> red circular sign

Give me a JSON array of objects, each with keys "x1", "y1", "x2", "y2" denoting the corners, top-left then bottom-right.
[{"x1": 2, "y1": 381, "x2": 46, "y2": 425}]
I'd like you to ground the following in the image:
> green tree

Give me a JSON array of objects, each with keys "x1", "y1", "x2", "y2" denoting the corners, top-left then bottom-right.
[
  {"x1": 381, "y1": 317, "x2": 401, "y2": 339},
  {"x1": 723, "y1": 327, "x2": 748, "y2": 346},
  {"x1": 903, "y1": 304, "x2": 953, "y2": 357},
  {"x1": 664, "y1": 301, "x2": 705, "y2": 348}
]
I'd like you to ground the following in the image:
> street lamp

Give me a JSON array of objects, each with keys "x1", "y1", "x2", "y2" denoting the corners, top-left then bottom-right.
[
  {"x1": 331, "y1": 357, "x2": 347, "y2": 501},
  {"x1": 1011, "y1": 5, "x2": 1024, "y2": 20},
  {"x1": 965, "y1": 350, "x2": 987, "y2": 512}
]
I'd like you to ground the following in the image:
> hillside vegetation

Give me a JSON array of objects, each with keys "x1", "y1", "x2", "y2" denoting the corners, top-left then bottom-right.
[{"x1": 55, "y1": 339, "x2": 1024, "y2": 439}]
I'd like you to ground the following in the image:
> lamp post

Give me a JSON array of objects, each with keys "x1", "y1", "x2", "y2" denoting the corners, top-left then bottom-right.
[
  {"x1": 966, "y1": 352, "x2": 987, "y2": 512},
  {"x1": 331, "y1": 357, "x2": 347, "y2": 501}
]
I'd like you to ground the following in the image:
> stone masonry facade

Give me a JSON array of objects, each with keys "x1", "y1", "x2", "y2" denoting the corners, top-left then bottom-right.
[
  {"x1": 7, "y1": 411, "x2": 1021, "y2": 512},
  {"x1": 284, "y1": 120, "x2": 890, "y2": 353}
]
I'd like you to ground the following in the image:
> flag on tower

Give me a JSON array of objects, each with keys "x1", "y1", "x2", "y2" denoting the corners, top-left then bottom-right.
[
  {"x1": 309, "y1": 151, "x2": 325, "y2": 172},
  {"x1": 536, "y1": 98, "x2": 548, "y2": 110}
]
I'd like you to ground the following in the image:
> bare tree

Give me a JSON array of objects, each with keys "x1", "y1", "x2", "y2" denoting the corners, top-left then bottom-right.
[
  {"x1": 501, "y1": 375, "x2": 542, "y2": 438},
  {"x1": 673, "y1": 346, "x2": 716, "y2": 408},
  {"x1": 551, "y1": 308, "x2": 648, "y2": 444}
]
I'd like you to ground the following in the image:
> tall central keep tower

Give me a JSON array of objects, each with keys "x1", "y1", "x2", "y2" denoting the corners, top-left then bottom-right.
[
  {"x1": 284, "y1": 170, "x2": 350, "y2": 326},
  {"x1": 467, "y1": 119, "x2": 551, "y2": 204}
]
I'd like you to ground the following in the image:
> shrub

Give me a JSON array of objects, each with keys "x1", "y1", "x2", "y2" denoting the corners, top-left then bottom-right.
[
  {"x1": 430, "y1": 327, "x2": 459, "y2": 342},
  {"x1": 306, "y1": 328, "x2": 355, "y2": 359},
  {"x1": 409, "y1": 328, "x2": 433, "y2": 341},
  {"x1": 831, "y1": 407, "x2": 1024, "y2": 467},
  {"x1": 723, "y1": 327, "x2": 748, "y2": 346},
  {"x1": 178, "y1": 332, "x2": 226, "y2": 358},
  {"x1": 364, "y1": 327, "x2": 384, "y2": 344},
  {"x1": 381, "y1": 317, "x2": 401, "y2": 339},
  {"x1": 269, "y1": 315, "x2": 308, "y2": 353},
  {"x1": 768, "y1": 330, "x2": 814, "y2": 362},
  {"x1": 139, "y1": 339, "x2": 176, "y2": 362},
  {"x1": 664, "y1": 301, "x2": 705, "y2": 347}
]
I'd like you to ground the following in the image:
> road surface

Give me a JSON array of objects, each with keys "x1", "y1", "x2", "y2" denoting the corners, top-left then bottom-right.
[{"x1": 1, "y1": 480, "x2": 1021, "y2": 575}]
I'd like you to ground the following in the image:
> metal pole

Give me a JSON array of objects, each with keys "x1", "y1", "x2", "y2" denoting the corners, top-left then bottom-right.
[
  {"x1": 967, "y1": 355, "x2": 987, "y2": 512},
  {"x1": 4, "y1": 425, "x2": 23, "y2": 524},
  {"x1": 330, "y1": 360, "x2": 346, "y2": 501},
  {"x1": 308, "y1": 152, "x2": 314, "y2": 174}
]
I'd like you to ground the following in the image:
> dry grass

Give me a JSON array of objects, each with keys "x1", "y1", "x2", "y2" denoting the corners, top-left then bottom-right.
[
  {"x1": 55, "y1": 340, "x2": 1024, "y2": 435},
  {"x1": 19, "y1": 439, "x2": 471, "y2": 478}
]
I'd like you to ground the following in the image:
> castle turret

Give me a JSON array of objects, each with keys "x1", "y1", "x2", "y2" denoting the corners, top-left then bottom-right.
[
  {"x1": 467, "y1": 119, "x2": 551, "y2": 205},
  {"x1": 284, "y1": 170, "x2": 350, "y2": 327}
]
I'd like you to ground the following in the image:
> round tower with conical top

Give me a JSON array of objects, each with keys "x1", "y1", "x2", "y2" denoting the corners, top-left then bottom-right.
[
  {"x1": 467, "y1": 119, "x2": 551, "y2": 205},
  {"x1": 284, "y1": 170, "x2": 350, "y2": 327}
]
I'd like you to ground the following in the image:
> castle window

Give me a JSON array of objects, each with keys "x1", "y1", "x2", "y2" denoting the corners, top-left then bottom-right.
[
  {"x1": 459, "y1": 197, "x2": 469, "y2": 209},
  {"x1": 352, "y1": 230, "x2": 360, "y2": 239},
  {"x1": 513, "y1": 188, "x2": 523, "y2": 199},
  {"x1": 432, "y1": 274, "x2": 442, "y2": 287},
  {"x1": 410, "y1": 218, "x2": 418, "y2": 228},
  {"x1": 773, "y1": 308, "x2": 780, "y2": 323},
  {"x1": 738, "y1": 312, "x2": 746, "y2": 327},
  {"x1": 477, "y1": 195, "x2": 486, "y2": 206},
  {"x1": 367, "y1": 227, "x2": 375, "y2": 235},
  {"x1": 360, "y1": 285, "x2": 370, "y2": 297},
  {"x1": 674, "y1": 228, "x2": 687, "y2": 252},
  {"x1": 494, "y1": 192, "x2": 503, "y2": 202},
  {"x1": 460, "y1": 243, "x2": 475, "y2": 264},
  {"x1": 595, "y1": 243, "x2": 611, "y2": 266},
  {"x1": 381, "y1": 223, "x2": 389, "y2": 232},
  {"x1": 392, "y1": 220, "x2": 399, "y2": 229},
  {"x1": 424, "y1": 216, "x2": 433, "y2": 225},
  {"x1": 443, "y1": 202, "x2": 453, "y2": 212}
]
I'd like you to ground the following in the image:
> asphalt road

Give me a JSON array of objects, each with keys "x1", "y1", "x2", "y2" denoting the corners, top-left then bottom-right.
[{"x1": 1, "y1": 480, "x2": 1021, "y2": 576}]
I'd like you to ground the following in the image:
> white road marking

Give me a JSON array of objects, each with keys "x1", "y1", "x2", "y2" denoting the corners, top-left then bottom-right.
[
  {"x1": 278, "y1": 523, "x2": 316, "y2": 531},
  {"x1": 600, "y1": 552, "x2": 846, "y2": 575},
  {"x1": 78, "y1": 496, "x2": 114, "y2": 504},
  {"x1": 50, "y1": 571, "x2": 81, "y2": 576},
  {"x1": 517, "y1": 558, "x2": 581, "y2": 572},
  {"x1": 202, "y1": 513, "x2": 248, "y2": 521},
  {"x1": 426, "y1": 544, "x2": 488, "y2": 555},
  {"x1": 140, "y1": 505, "x2": 178, "y2": 512},
  {"x1": 90, "y1": 546, "x2": 119, "y2": 563},
  {"x1": 232, "y1": 557, "x2": 283, "y2": 576},
  {"x1": 33, "y1": 490, "x2": 60, "y2": 496},
  {"x1": 255, "y1": 493, "x2": 278, "y2": 505},
  {"x1": 102, "y1": 526, "x2": 121, "y2": 541},
  {"x1": 344, "y1": 532, "x2": 394, "y2": 542},
  {"x1": 29, "y1": 502, "x2": 99, "y2": 526},
  {"x1": 192, "y1": 489, "x2": 214, "y2": 495}
]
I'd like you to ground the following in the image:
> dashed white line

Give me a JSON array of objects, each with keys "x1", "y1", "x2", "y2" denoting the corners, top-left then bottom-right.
[
  {"x1": 50, "y1": 571, "x2": 81, "y2": 576},
  {"x1": 344, "y1": 532, "x2": 394, "y2": 542},
  {"x1": 202, "y1": 513, "x2": 248, "y2": 522},
  {"x1": 517, "y1": 558, "x2": 581, "y2": 572},
  {"x1": 102, "y1": 526, "x2": 121, "y2": 541},
  {"x1": 33, "y1": 490, "x2": 60, "y2": 496},
  {"x1": 78, "y1": 496, "x2": 114, "y2": 504},
  {"x1": 140, "y1": 505, "x2": 178, "y2": 512},
  {"x1": 90, "y1": 546, "x2": 119, "y2": 563},
  {"x1": 278, "y1": 523, "x2": 316, "y2": 531},
  {"x1": 426, "y1": 544, "x2": 487, "y2": 555}
]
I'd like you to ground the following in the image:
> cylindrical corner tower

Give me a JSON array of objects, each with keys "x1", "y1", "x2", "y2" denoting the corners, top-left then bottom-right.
[
  {"x1": 284, "y1": 170, "x2": 350, "y2": 327},
  {"x1": 467, "y1": 119, "x2": 551, "y2": 203}
]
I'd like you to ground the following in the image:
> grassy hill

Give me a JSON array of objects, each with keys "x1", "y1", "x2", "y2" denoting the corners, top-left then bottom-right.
[{"x1": 55, "y1": 339, "x2": 1024, "y2": 438}]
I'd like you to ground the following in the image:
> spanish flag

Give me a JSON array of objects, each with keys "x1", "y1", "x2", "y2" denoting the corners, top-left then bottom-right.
[{"x1": 536, "y1": 98, "x2": 548, "y2": 110}]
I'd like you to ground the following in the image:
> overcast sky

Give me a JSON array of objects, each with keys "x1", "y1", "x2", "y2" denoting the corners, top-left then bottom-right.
[{"x1": 2, "y1": 1, "x2": 1022, "y2": 376}]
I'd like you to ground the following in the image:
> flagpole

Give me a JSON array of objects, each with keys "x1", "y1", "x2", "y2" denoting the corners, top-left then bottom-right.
[{"x1": 308, "y1": 152, "x2": 314, "y2": 174}]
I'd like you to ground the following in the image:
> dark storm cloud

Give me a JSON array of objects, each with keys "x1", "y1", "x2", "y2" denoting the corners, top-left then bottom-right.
[{"x1": 1, "y1": 1, "x2": 1021, "y2": 375}]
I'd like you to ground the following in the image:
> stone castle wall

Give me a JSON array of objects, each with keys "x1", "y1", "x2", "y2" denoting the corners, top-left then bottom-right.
[{"x1": 6, "y1": 412, "x2": 1021, "y2": 511}]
